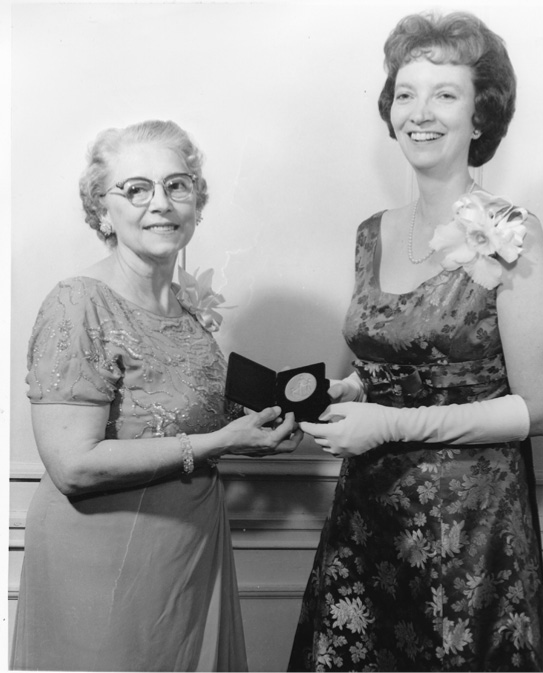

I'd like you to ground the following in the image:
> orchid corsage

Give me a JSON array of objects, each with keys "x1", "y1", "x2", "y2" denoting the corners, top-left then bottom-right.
[
  {"x1": 176, "y1": 266, "x2": 226, "y2": 332},
  {"x1": 429, "y1": 190, "x2": 527, "y2": 290}
]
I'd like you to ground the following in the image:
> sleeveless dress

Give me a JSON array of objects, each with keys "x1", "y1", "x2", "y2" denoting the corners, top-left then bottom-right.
[
  {"x1": 288, "y1": 213, "x2": 543, "y2": 672},
  {"x1": 11, "y1": 276, "x2": 248, "y2": 672}
]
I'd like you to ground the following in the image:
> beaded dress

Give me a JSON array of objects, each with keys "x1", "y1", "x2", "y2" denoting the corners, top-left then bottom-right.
[
  {"x1": 11, "y1": 276, "x2": 247, "y2": 672},
  {"x1": 288, "y1": 212, "x2": 543, "y2": 672}
]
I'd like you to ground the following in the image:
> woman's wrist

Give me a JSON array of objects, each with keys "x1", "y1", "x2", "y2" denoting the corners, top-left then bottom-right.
[
  {"x1": 176, "y1": 433, "x2": 195, "y2": 473},
  {"x1": 181, "y1": 430, "x2": 227, "y2": 465}
]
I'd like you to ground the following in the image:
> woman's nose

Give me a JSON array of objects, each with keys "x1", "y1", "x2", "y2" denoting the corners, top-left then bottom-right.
[
  {"x1": 149, "y1": 183, "x2": 171, "y2": 210},
  {"x1": 410, "y1": 98, "x2": 433, "y2": 124}
]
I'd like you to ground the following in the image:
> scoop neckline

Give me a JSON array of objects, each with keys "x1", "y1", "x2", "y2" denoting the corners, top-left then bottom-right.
[
  {"x1": 370, "y1": 211, "x2": 449, "y2": 298},
  {"x1": 73, "y1": 275, "x2": 187, "y2": 320}
]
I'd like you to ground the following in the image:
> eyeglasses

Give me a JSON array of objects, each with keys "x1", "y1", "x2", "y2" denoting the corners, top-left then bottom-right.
[{"x1": 100, "y1": 173, "x2": 197, "y2": 206}]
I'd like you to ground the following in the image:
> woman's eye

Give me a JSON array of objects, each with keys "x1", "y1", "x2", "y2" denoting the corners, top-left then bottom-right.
[{"x1": 127, "y1": 184, "x2": 147, "y2": 196}]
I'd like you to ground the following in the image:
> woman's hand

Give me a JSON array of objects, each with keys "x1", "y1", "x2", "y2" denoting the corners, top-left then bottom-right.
[
  {"x1": 300, "y1": 402, "x2": 388, "y2": 458},
  {"x1": 328, "y1": 380, "x2": 352, "y2": 402},
  {"x1": 328, "y1": 373, "x2": 367, "y2": 403},
  {"x1": 217, "y1": 406, "x2": 303, "y2": 457}
]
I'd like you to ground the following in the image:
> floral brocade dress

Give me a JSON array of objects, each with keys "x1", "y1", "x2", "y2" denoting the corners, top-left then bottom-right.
[
  {"x1": 11, "y1": 277, "x2": 247, "y2": 672},
  {"x1": 288, "y1": 212, "x2": 543, "y2": 672}
]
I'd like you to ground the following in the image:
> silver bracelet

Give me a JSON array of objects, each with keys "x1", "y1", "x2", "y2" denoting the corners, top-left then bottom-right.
[{"x1": 176, "y1": 433, "x2": 194, "y2": 474}]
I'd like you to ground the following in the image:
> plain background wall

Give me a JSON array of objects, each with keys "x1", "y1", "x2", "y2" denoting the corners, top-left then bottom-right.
[
  {"x1": 4, "y1": 0, "x2": 543, "y2": 665},
  {"x1": 8, "y1": 0, "x2": 543, "y2": 464}
]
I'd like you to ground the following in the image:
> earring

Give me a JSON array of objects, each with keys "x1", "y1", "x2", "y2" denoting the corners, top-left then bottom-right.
[
  {"x1": 196, "y1": 212, "x2": 203, "y2": 226},
  {"x1": 99, "y1": 218, "x2": 113, "y2": 237},
  {"x1": 472, "y1": 129, "x2": 481, "y2": 139}
]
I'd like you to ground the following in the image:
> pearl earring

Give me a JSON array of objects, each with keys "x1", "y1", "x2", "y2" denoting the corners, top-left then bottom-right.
[{"x1": 472, "y1": 129, "x2": 481, "y2": 139}]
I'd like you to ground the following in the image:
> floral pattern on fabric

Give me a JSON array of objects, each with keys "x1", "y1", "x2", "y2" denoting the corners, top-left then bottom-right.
[{"x1": 288, "y1": 212, "x2": 543, "y2": 672}]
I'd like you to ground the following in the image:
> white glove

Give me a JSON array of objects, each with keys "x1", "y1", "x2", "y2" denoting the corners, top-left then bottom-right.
[
  {"x1": 300, "y1": 395, "x2": 530, "y2": 457},
  {"x1": 328, "y1": 372, "x2": 367, "y2": 403}
]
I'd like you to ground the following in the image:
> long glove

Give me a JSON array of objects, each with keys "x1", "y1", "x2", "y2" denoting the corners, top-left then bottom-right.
[
  {"x1": 300, "y1": 395, "x2": 530, "y2": 457},
  {"x1": 328, "y1": 372, "x2": 367, "y2": 403}
]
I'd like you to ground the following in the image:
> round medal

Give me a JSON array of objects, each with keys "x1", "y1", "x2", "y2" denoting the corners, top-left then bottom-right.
[{"x1": 284, "y1": 373, "x2": 317, "y2": 402}]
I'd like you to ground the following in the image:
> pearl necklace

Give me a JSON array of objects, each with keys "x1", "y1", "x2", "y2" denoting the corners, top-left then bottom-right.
[
  {"x1": 407, "y1": 180, "x2": 476, "y2": 265},
  {"x1": 407, "y1": 200, "x2": 433, "y2": 265}
]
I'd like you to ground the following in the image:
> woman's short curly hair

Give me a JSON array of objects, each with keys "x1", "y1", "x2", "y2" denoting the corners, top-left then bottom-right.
[
  {"x1": 79, "y1": 120, "x2": 209, "y2": 246},
  {"x1": 377, "y1": 12, "x2": 516, "y2": 167}
]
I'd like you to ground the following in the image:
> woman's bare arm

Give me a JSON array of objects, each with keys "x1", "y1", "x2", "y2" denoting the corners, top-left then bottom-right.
[
  {"x1": 497, "y1": 212, "x2": 543, "y2": 436},
  {"x1": 31, "y1": 402, "x2": 302, "y2": 496}
]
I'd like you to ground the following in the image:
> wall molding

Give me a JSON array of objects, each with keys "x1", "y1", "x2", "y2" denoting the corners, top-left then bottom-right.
[
  {"x1": 9, "y1": 456, "x2": 342, "y2": 481},
  {"x1": 8, "y1": 584, "x2": 306, "y2": 601},
  {"x1": 10, "y1": 457, "x2": 543, "y2": 483}
]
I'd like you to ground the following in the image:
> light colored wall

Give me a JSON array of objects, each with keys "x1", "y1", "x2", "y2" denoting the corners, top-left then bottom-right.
[
  {"x1": 9, "y1": 2, "x2": 543, "y2": 460},
  {"x1": 7, "y1": 1, "x2": 543, "y2": 669}
]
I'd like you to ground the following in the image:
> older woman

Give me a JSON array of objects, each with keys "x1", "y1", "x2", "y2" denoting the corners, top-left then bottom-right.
[
  {"x1": 289, "y1": 11, "x2": 543, "y2": 672},
  {"x1": 11, "y1": 119, "x2": 302, "y2": 672}
]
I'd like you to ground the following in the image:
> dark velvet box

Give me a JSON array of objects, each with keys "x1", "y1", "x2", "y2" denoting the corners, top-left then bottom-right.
[{"x1": 225, "y1": 352, "x2": 330, "y2": 422}]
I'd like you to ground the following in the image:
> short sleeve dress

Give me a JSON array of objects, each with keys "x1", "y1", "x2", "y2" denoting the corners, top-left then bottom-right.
[
  {"x1": 11, "y1": 276, "x2": 248, "y2": 672},
  {"x1": 288, "y1": 212, "x2": 543, "y2": 672}
]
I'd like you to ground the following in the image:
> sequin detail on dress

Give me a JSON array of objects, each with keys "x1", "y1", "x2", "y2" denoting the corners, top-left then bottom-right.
[
  {"x1": 26, "y1": 276, "x2": 231, "y2": 438},
  {"x1": 13, "y1": 277, "x2": 247, "y2": 672}
]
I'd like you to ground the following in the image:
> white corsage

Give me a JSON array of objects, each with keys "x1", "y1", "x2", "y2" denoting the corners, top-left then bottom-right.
[
  {"x1": 176, "y1": 266, "x2": 226, "y2": 332},
  {"x1": 429, "y1": 190, "x2": 527, "y2": 290}
]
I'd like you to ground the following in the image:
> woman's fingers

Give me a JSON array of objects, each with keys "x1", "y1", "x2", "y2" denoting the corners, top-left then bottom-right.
[
  {"x1": 275, "y1": 428, "x2": 304, "y2": 453},
  {"x1": 276, "y1": 411, "x2": 297, "y2": 432},
  {"x1": 255, "y1": 406, "x2": 282, "y2": 426},
  {"x1": 318, "y1": 404, "x2": 349, "y2": 423},
  {"x1": 299, "y1": 421, "x2": 329, "y2": 437},
  {"x1": 327, "y1": 381, "x2": 344, "y2": 401}
]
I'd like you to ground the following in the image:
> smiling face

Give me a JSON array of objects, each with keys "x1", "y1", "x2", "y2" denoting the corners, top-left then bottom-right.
[
  {"x1": 390, "y1": 57, "x2": 477, "y2": 176},
  {"x1": 101, "y1": 141, "x2": 197, "y2": 265}
]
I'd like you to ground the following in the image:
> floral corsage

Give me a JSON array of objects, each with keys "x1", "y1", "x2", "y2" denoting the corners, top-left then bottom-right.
[
  {"x1": 429, "y1": 190, "x2": 527, "y2": 290},
  {"x1": 176, "y1": 266, "x2": 226, "y2": 332}
]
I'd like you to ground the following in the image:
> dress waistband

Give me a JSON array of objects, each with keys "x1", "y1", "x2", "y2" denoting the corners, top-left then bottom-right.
[{"x1": 353, "y1": 353, "x2": 506, "y2": 397}]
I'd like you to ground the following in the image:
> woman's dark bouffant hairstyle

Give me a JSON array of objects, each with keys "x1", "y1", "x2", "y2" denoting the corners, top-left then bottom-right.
[
  {"x1": 377, "y1": 12, "x2": 516, "y2": 167},
  {"x1": 79, "y1": 120, "x2": 209, "y2": 247}
]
